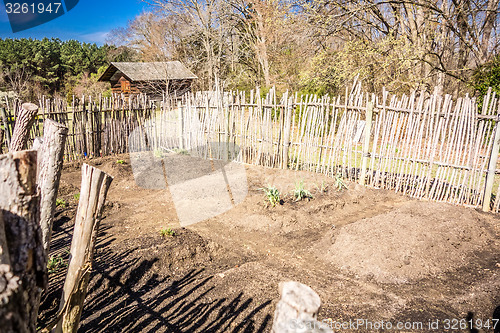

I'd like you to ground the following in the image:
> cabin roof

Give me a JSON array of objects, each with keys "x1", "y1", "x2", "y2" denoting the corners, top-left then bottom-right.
[{"x1": 98, "y1": 61, "x2": 198, "y2": 82}]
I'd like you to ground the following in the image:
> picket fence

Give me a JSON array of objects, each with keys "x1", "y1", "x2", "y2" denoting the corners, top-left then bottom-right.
[{"x1": 1, "y1": 85, "x2": 499, "y2": 213}]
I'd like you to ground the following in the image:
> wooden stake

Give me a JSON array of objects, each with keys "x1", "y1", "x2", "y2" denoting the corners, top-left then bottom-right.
[
  {"x1": 0, "y1": 107, "x2": 11, "y2": 149},
  {"x1": 55, "y1": 164, "x2": 113, "y2": 333},
  {"x1": 482, "y1": 113, "x2": 500, "y2": 212},
  {"x1": 282, "y1": 96, "x2": 293, "y2": 169},
  {"x1": 359, "y1": 102, "x2": 374, "y2": 185}
]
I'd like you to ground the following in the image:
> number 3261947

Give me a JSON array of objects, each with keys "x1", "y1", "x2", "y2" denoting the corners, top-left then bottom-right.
[{"x1": 5, "y1": 2, "x2": 62, "y2": 14}]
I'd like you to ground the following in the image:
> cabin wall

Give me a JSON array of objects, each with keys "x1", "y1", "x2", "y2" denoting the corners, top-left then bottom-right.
[
  {"x1": 110, "y1": 79, "x2": 194, "y2": 97},
  {"x1": 111, "y1": 80, "x2": 141, "y2": 95}
]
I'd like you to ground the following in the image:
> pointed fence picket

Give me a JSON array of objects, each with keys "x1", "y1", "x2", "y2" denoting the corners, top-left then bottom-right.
[{"x1": 2, "y1": 87, "x2": 500, "y2": 212}]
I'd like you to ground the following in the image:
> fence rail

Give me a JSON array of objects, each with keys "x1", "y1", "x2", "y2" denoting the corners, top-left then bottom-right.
[{"x1": 1, "y1": 86, "x2": 499, "y2": 213}]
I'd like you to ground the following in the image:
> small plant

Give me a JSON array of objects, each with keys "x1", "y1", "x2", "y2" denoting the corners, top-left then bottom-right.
[
  {"x1": 116, "y1": 159, "x2": 125, "y2": 164},
  {"x1": 160, "y1": 227, "x2": 176, "y2": 237},
  {"x1": 333, "y1": 174, "x2": 347, "y2": 191},
  {"x1": 73, "y1": 193, "x2": 80, "y2": 201},
  {"x1": 56, "y1": 198, "x2": 67, "y2": 207},
  {"x1": 47, "y1": 255, "x2": 66, "y2": 274},
  {"x1": 173, "y1": 148, "x2": 189, "y2": 155},
  {"x1": 260, "y1": 185, "x2": 281, "y2": 207},
  {"x1": 292, "y1": 180, "x2": 313, "y2": 201},
  {"x1": 315, "y1": 181, "x2": 328, "y2": 193},
  {"x1": 154, "y1": 148, "x2": 164, "y2": 159}
]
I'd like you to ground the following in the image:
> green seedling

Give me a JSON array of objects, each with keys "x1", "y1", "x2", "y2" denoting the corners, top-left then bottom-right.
[
  {"x1": 260, "y1": 185, "x2": 281, "y2": 207},
  {"x1": 315, "y1": 180, "x2": 328, "y2": 193},
  {"x1": 334, "y1": 174, "x2": 347, "y2": 191},
  {"x1": 56, "y1": 198, "x2": 68, "y2": 207},
  {"x1": 116, "y1": 159, "x2": 125, "y2": 164},
  {"x1": 154, "y1": 149, "x2": 164, "y2": 159},
  {"x1": 73, "y1": 193, "x2": 80, "y2": 201},
  {"x1": 160, "y1": 227, "x2": 176, "y2": 237},
  {"x1": 292, "y1": 180, "x2": 313, "y2": 201},
  {"x1": 47, "y1": 255, "x2": 66, "y2": 274}
]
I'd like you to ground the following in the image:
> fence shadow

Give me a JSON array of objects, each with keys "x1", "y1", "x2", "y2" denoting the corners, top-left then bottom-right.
[{"x1": 38, "y1": 211, "x2": 273, "y2": 332}]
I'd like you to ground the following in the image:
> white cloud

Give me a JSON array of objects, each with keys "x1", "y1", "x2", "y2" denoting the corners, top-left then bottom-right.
[{"x1": 80, "y1": 31, "x2": 110, "y2": 44}]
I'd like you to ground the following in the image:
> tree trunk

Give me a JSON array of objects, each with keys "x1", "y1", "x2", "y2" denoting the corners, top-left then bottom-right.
[
  {"x1": 0, "y1": 150, "x2": 47, "y2": 333},
  {"x1": 480, "y1": 0, "x2": 499, "y2": 63},
  {"x1": 255, "y1": 11, "x2": 271, "y2": 87},
  {"x1": 9, "y1": 103, "x2": 39, "y2": 152},
  {"x1": 36, "y1": 119, "x2": 68, "y2": 254},
  {"x1": 55, "y1": 164, "x2": 113, "y2": 333}
]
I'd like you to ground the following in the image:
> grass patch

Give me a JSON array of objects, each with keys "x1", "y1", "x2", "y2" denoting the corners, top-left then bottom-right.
[
  {"x1": 56, "y1": 198, "x2": 68, "y2": 207},
  {"x1": 47, "y1": 255, "x2": 66, "y2": 274}
]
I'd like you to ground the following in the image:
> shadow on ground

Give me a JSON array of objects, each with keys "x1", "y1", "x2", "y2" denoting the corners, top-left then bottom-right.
[{"x1": 38, "y1": 211, "x2": 272, "y2": 333}]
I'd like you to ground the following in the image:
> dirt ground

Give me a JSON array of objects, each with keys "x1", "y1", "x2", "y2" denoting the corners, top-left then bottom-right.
[{"x1": 38, "y1": 153, "x2": 500, "y2": 332}]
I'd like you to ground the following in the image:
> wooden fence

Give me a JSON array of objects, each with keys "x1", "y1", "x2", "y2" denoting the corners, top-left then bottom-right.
[{"x1": 1, "y1": 85, "x2": 500, "y2": 213}]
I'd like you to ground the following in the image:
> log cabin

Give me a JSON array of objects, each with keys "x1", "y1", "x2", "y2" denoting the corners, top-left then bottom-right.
[{"x1": 98, "y1": 61, "x2": 197, "y2": 99}]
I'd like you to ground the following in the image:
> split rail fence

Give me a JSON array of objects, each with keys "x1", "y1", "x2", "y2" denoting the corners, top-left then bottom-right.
[{"x1": 1, "y1": 85, "x2": 500, "y2": 213}]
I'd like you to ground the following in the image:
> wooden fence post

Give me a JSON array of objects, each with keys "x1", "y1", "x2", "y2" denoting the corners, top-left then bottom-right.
[
  {"x1": 281, "y1": 97, "x2": 293, "y2": 169},
  {"x1": 272, "y1": 281, "x2": 332, "y2": 333},
  {"x1": 0, "y1": 151, "x2": 47, "y2": 333},
  {"x1": 0, "y1": 210, "x2": 26, "y2": 333},
  {"x1": 9, "y1": 103, "x2": 39, "y2": 152},
  {"x1": 0, "y1": 107, "x2": 11, "y2": 148},
  {"x1": 36, "y1": 119, "x2": 68, "y2": 253},
  {"x1": 0, "y1": 127, "x2": 4, "y2": 153},
  {"x1": 359, "y1": 101, "x2": 374, "y2": 185},
  {"x1": 177, "y1": 102, "x2": 184, "y2": 150},
  {"x1": 55, "y1": 164, "x2": 113, "y2": 333},
  {"x1": 482, "y1": 116, "x2": 500, "y2": 212}
]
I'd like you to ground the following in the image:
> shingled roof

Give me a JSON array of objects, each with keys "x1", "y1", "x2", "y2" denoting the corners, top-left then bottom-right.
[{"x1": 98, "y1": 61, "x2": 197, "y2": 82}]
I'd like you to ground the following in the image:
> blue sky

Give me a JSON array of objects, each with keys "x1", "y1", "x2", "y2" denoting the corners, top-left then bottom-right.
[{"x1": 0, "y1": 0, "x2": 148, "y2": 44}]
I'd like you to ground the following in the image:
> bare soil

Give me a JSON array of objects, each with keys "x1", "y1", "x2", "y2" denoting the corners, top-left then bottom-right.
[{"x1": 38, "y1": 153, "x2": 500, "y2": 332}]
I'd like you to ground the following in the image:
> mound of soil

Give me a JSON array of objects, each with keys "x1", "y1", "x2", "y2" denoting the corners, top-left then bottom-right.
[
  {"x1": 322, "y1": 200, "x2": 498, "y2": 283},
  {"x1": 128, "y1": 228, "x2": 247, "y2": 276}
]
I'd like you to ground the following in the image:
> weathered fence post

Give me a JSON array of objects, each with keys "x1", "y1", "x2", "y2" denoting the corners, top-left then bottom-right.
[
  {"x1": 482, "y1": 114, "x2": 500, "y2": 212},
  {"x1": 9, "y1": 103, "x2": 39, "y2": 151},
  {"x1": 0, "y1": 127, "x2": 4, "y2": 152},
  {"x1": 177, "y1": 101, "x2": 184, "y2": 150},
  {"x1": 0, "y1": 150, "x2": 47, "y2": 333},
  {"x1": 272, "y1": 281, "x2": 332, "y2": 333},
  {"x1": 0, "y1": 107, "x2": 11, "y2": 148},
  {"x1": 36, "y1": 119, "x2": 69, "y2": 253},
  {"x1": 281, "y1": 96, "x2": 293, "y2": 169},
  {"x1": 55, "y1": 164, "x2": 113, "y2": 333},
  {"x1": 0, "y1": 210, "x2": 26, "y2": 333},
  {"x1": 359, "y1": 101, "x2": 374, "y2": 185}
]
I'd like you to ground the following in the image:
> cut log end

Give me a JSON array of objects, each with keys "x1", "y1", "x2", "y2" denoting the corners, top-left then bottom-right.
[{"x1": 21, "y1": 103, "x2": 38, "y2": 112}]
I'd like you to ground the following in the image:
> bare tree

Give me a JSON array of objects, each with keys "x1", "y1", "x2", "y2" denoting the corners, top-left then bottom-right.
[{"x1": 308, "y1": 0, "x2": 500, "y2": 93}]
